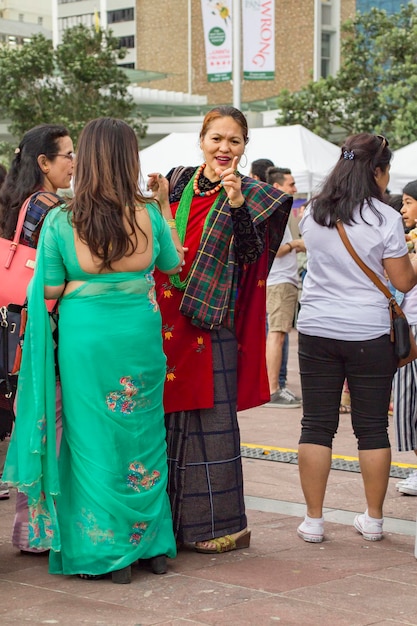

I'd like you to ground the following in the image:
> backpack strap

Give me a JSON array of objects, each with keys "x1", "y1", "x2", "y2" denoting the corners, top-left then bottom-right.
[{"x1": 21, "y1": 191, "x2": 66, "y2": 248}]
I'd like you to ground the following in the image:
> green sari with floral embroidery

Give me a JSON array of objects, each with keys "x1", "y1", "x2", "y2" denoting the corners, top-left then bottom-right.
[{"x1": 4, "y1": 205, "x2": 178, "y2": 576}]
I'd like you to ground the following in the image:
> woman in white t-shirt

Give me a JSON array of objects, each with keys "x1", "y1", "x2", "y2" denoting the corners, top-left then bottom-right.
[{"x1": 296, "y1": 133, "x2": 417, "y2": 544}]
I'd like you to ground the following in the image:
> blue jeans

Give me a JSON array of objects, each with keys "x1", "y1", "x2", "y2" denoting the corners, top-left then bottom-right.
[
  {"x1": 279, "y1": 333, "x2": 289, "y2": 388},
  {"x1": 298, "y1": 333, "x2": 397, "y2": 450}
]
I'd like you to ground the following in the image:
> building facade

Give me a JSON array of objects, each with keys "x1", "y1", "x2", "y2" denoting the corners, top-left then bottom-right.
[
  {"x1": 135, "y1": 0, "x2": 355, "y2": 107},
  {"x1": 0, "y1": 0, "x2": 51, "y2": 46},
  {"x1": 57, "y1": 0, "x2": 136, "y2": 66},
  {"x1": 0, "y1": 0, "x2": 51, "y2": 29},
  {"x1": 51, "y1": 1, "x2": 356, "y2": 107}
]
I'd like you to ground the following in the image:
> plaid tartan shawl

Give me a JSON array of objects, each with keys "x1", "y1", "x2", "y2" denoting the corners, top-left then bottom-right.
[{"x1": 179, "y1": 176, "x2": 292, "y2": 329}]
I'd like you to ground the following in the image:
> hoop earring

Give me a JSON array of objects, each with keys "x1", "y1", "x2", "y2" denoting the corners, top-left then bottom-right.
[{"x1": 239, "y1": 153, "x2": 248, "y2": 168}]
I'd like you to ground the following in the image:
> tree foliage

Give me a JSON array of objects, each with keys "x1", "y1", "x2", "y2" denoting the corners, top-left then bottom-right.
[
  {"x1": 0, "y1": 25, "x2": 146, "y2": 150},
  {"x1": 276, "y1": 3, "x2": 417, "y2": 148}
]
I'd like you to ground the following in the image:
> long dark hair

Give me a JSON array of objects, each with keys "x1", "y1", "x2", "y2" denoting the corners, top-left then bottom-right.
[
  {"x1": 70, "y1": 117, "x2": 148, "y2": 271},
  {"x1": 0, "y1": 124, "x2": 69, "y2": 238},
  {"x1": 311, "y1": 133, "x2": 392, "y2": 227}
]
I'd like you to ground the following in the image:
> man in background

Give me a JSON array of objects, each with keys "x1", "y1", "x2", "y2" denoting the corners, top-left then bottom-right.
[
  {"x1": 264, "y1": 167, "x2": 305, "y2": 408},
  {"x1": 249, "y1": 158, "x2": 274, "y2": 183}
]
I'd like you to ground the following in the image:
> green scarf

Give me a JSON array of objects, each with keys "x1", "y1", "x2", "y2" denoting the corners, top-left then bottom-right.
[{"x1": 170, "y1": 169, "x2": 224, "y2": 290}]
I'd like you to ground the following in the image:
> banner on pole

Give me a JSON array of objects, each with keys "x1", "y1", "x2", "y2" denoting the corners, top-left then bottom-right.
[
  {"x1": 243, "y1": 0, "x2": 275, "y2": 80},
  {"x1": 201, "y1": 0, "x2": 233, "y2": 83}
]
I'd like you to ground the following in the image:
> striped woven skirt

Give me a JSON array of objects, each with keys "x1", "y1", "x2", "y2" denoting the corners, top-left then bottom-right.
[
  {"x1": 165, "y1": 328, "x2": 247, "y2": 543},
  {"x1": 393, "y1": 324, "x2": 417, "y2": 452}
]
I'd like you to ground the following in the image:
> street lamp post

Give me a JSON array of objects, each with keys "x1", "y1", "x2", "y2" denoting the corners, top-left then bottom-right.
[{"x1": 232, "y1": 0, "x2": 241, "y2": 110}]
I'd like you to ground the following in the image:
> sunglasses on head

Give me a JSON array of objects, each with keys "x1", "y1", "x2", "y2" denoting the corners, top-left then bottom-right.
[{"x1": 376, "y1": 135, "x2": 389, "y2": 149}]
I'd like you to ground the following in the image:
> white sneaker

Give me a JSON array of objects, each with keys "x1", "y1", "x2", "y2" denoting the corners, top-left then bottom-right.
[
  {"x1": 281, "y1": 387, "x2": 302, "y2": 403},
  {"x1": 264, "y1": 388, "x2": 301, "y2": 409},
  {"x1": 398, "y1": 471, "x2": 417, "y2": 495},
  {"x1": 354, "y1": 511, "x2": 383, "y2": 541},
  {"x1": 297, "y1": 516, "x2": 324, "y2": 543},
  {"x1": 396, "y1": 470, "x2": 417, "y2": 491}
]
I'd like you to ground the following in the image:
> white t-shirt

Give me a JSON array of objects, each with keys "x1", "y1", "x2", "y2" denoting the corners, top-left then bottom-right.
[
  {"x1": 297, "y1": 199, "x2": 408, "y2": 341},
  {"x1": 402, "y1": 284, "x2": 417, "y2": 325},
  {"x1": 267, "y1": 225, "x2": 299, "y2": 287}
]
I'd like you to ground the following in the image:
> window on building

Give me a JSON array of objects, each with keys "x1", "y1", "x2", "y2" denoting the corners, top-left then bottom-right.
[
  {"x1": 321, "y1": 4, "x2": 332, "y2": 26},
  {"x1": 108, "y1": 8, "x2": 134, "y2": 24},
  {"x1": 317, "y1": 0, "x2": 340, "y2": 79},
  {"x1": 118, "y1": 35, "x2": 135, "y2": 49},
  {"x1": 19, "y1": 13, "x2": 24, "y2": 22},
  {"x1": 58, "y1": 13, "x2": 94, "y2": 32},
  {"x1": 321, "y1": 32, "x2": 331, "y2": 78},
  {"x1": 38, "y1": 16, "x2": 43, "y2": 26}
]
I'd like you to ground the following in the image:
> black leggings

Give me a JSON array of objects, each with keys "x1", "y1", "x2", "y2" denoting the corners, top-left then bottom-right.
[{"x1": 298, "y1": 333, "x2": 397, "y2": 450}]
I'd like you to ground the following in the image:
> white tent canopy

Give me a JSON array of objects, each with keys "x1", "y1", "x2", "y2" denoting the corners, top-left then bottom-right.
[
  {"x1": 389, "y1": 141, "x2": 417, "y2": 194},
  {"x1": 139, "y1": 124, "x2": 340, "y2": 195}
]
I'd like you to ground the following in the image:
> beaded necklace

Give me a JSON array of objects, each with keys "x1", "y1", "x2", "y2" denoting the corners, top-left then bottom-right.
[
  {"x1": 170, "y1": 168, "x2": 223, "y2": 290},
  {"x1": 192, "y1": 163, "x2": 222, "y2": 197}
]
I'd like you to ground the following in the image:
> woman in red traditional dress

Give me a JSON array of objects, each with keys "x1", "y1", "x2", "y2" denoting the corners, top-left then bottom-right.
[{"x1": 149, "y1": 106, "x2": 292, "y2": 554}]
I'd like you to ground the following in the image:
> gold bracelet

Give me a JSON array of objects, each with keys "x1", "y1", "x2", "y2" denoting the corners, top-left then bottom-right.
[
  {"x1": 229, "y1": 198, "x2": 245, "y2": 208},
  {"x1": 166, "y1": 219, "x2": 176, "y2": 229}
]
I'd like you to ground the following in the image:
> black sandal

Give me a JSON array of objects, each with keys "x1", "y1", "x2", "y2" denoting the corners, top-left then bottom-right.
[
  {"x1": 77, "y1": 565, "x2": 131, "y2": 584},
  {"x1": 150, "y1": 555, "x2": 167, "y2": 575},
  {"x1": 112, "y1": 565, "x2": 131, "y2": 584}
]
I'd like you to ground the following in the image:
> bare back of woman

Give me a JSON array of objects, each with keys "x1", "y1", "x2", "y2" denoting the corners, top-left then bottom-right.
[{"x1": 64, "y1": 206, "x2": 154, "y2": 296}]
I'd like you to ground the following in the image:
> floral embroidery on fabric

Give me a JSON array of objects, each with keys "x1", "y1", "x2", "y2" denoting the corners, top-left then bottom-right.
[
  {"x1": 166, "y1": 366, "x2": 176, "y2": 382},
  {"x1": 28, "y1": 492, "x2": 54, "y2": 549},
  {"x1": 148, "y1": 285, "x2": 158, "y2": 311},
  {"x1": 127, "y1": 461, "x2": 160, "y2": 492},
  {"x1": 37, "y1": 416, "x2": 47, "y2": 446},
  {"x1": 130, "y1": 521, "x2": 148, "y2": 545},
  {"x1": 257, "y1": 279, "x2": 266, "y2": 287},
  {"x1": 77, "y1": 509, "x2": 115, "y2": 544},
  {"x1": 145, "y1": 272, "x2": 158, "y2": 312},
  {"x1": 145, "y1": 272, "x2": 155, "y2": 285},
  {"x1": 106, "y1": 376, "x2": 138, "y2": 414},
  {"x1": 163, "y1": 324, "x2": 174, "y2": 340},
  {"x1": 191, "y1": 336, "x2": 206, "y2": 353},
  {"x1": 161, "y1": 282, "x2": 174, "y2": 298}
]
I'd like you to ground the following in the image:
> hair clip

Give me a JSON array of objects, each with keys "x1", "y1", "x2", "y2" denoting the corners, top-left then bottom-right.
[
  {"x1": 14, "y1": 147, "x2": 20, "y2": 154},
  {"x1": 343, "y1": 149, "x2": 354, "y2": 160},
  {"x1": 377, "y1": 134, "x2": 389, "y2": 149}
]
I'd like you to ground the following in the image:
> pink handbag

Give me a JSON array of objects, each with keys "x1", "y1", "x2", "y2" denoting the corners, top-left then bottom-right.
[
  {"x1": 0, "y1": 197, "x2": 36, "y2": 308},
  {"x1": 0, "y1": 196, "x2": 56, "y2": 312}
]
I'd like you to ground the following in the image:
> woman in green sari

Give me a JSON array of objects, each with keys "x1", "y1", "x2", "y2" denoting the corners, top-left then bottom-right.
[{"x1": 4, "y1": 118, "x2": 183, "y2": 583}]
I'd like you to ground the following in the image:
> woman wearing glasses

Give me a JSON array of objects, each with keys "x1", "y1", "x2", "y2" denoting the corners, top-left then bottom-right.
[
  {"x1": 0, "y1": 124, "x2": 74, "y2": 551},
  {"x1": 0, "y1": 124, "x2": 74, "y2": 242},
  {"x1": 296, "y1": 133, "x2": 417, "y2": 544}
]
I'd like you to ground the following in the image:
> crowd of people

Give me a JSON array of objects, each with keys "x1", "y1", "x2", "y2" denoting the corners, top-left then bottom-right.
[{"x1": 1, "y1": 110, "x2": 417, "y2": 583}]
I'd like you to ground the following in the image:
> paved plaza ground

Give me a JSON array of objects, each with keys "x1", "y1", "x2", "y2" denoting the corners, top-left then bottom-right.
[{"x1": 1, "y1": 330, "x2": 417, "y2": 625}]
